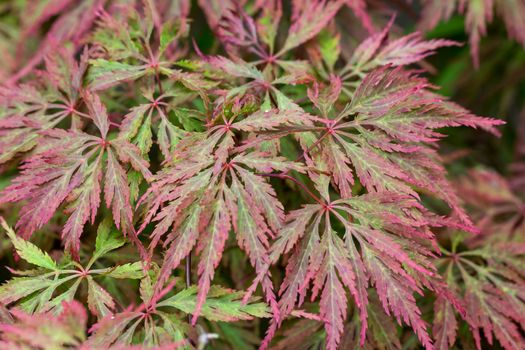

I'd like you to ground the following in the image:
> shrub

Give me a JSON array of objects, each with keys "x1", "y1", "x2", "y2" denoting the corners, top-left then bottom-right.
[{"x1": 0, "y1": 1, "x2": 523, "y2": 349}]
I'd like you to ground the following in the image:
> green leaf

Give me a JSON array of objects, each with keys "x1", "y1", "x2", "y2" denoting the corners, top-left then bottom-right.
[
  {"x1": 0, "y1": 276, "x2": 55, "y2": 306},
  {"x1": 94, "y1": 217, "x2": 126, "y2": 260},
  {"x1": 159, "y1": 20, "x2": 185, "y2": 55},
  {"x1": 45, "y1": 278, "x2": 82, "y2": 312},
  {"x1": 174, "y1": 108, "x2": 205, "y2": 132},
  {"x1": 0, "y1": 217, "x2": 56, "y2": 270},
  {"x1": 158, "y1": 285, "x2": 271, "y2": 322},
  {"x1": 101, "y1": 262, "x2": 144, "y2": 279},
  {"x1": 135, "y1": 113, "x2": 153, "y2": 155},
  {"x1": 318, "y1": 29, "x2": 340, "y2": 70},
  {"x1": 88, "y1": 59, "x2": 147, "y2": 91}
]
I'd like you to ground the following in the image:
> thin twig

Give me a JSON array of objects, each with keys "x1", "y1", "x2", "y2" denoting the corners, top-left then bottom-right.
[{"x1": 260, "y1": 172, "x2": 325, "y2": 205}]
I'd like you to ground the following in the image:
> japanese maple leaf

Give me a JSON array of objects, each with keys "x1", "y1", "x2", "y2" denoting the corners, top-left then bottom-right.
[
  {"x1": 240, "y1": 66, "x2": 503, "y2": 349},
  {"x1": 87, "y1": 3, "x2": 204, "y2": 93},
  {"x1": 419, "y1": 0, "x2": 525, "y2": 67},
  {"x1": 0, "y1": 92, "x2": 152, "y2": 258},
  {"x1": 0, "y1": 300, "x2": 88, "y2": 349},
  {"x1": 455, "y1": 168, "x2": 525, "y2": 246},
  {"x1": 120, "y1": 85, "x2": 210, "y2": 159},
  {"x1": 0, "y1": 217, "x2": 143, "y2": 319},
  {"x1": 88, "y1": 274, "x2": 270, "y2": 348},
  {"x1": 6, "y1": 0, "x2": 105, "y2": 85},
  {"x1": 304, "y1": 15, "x2": 460, "y2": 99},
  {"x1": 203, "y1": 0, "x2": 353, "y2": 113},
  {"x1": 0, "y1": 48, "x2": 89, "y2": 166},
  {"x1": 215, "y1": 0, "x2": 356, "y2": 62},
  {"x1": 436, "y1": 237, "x2": 525, "y2": 350},
  {"x1": 259, "y1": 192, "x2": 443, "y2": 350},
  {"x1": 303, "y1": 66, "x2": 503, "y2": 229},
  {"x1": 336, "y1": 18, "x2": 459, "y2": 96},
  {"x1": 271, "y1": 292, "x2": 402, "y2": 350},
  {"x1": 139, "y1": 107, "x2": 310, "y2": 323}
]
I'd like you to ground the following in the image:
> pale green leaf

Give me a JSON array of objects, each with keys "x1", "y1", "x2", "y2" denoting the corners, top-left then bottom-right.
[
  {"x1": 1, "y1": 217, "x2": 56, "y2": 270},
  {"x1": 158, "y1": 285, "x2": 271, "y2": 322},
  {"x1": 101, "y1": 262, "x2": 144, "y2": 279},
  {"x1": 94, "y1": 217, "x2": 126, "y2": 259}
]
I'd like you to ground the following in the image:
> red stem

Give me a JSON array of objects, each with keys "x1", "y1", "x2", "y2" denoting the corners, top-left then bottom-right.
[
  {"x1": 260, "y1": 172, "x2": 325, "y2": 206},
  {"x1": 291, "y1": 129, "x2": 331, "y2": 167}
]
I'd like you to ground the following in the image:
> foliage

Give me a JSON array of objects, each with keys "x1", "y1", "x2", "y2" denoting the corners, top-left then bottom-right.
[
  {"x1": 419, "y1": 0, "x2": 525, "y2": 66},
  {"x1": 0, "y1": 1, "x2": 523, "y2": 350}
]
